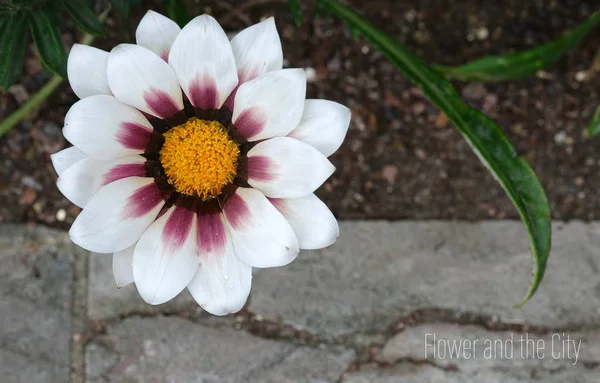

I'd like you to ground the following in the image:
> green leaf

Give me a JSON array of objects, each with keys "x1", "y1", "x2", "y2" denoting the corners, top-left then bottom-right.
[
  {"x1": 164, "y1": 0, "x2": 191, "y2": 28},
  {"x1": 110, "y1": 0, "x2": 130, "y2": 17},
  {"x1": 318, "y1": 0, "x2": 551, "y2": 308},
  {"x1": 42, "y1": 1, "x2": 63, "y2": 26},
  {"x1": 286, "y1": 0, "x2": 304, "y2": 26},
  {"x1": 62, "y1": 0, "x2": 105, "y2": 37},
  {"x1": 29, "y1": 9, "x2": 68, "y2": 77},
  {"x1": 0, "y1": 12, "x2": 28, "y2": 90},
  {"x1": 109, "y1": 0, "x2": 142, "y2": 18},
  {"x1": 587, "y1": 105, "x2": 600, "y2": 137},
  {"x1": 433, "y1": 11, "x2": 600, "y2": 82}
]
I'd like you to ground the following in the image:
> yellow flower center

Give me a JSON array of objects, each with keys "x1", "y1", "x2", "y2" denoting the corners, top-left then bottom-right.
[{"x1": 160, "y1": 118, "x2": 240, "y2": 199}]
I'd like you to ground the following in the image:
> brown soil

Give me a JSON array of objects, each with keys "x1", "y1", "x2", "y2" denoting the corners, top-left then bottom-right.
[{"x1": 1, "y1": 0, "x2": 599, "y2": 228}]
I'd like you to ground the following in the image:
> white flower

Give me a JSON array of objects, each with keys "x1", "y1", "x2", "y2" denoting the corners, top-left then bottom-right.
[{"x1": 52, "y1": 11, "x2": 351, "y2": 315}]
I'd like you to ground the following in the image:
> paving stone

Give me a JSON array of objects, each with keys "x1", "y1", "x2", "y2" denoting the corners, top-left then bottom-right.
[
  {"x1": 341, "y1": 362, "x2": 600, "y2": 383},
  {"x1": 88, "y1": 252, "x2": 197, "y2": 320},
  {"x1": 0, "y1": 224, "x2": 85, "y2": 383},
  {"x1": 250, "y1": 221, "x2": 600, "y2": 337},
  {"x1": 86, "y1": 316, "x2": 355, "y2": 383},
  {"x1": 376, "y1": 323, "x2": 599, "y2": 377}
]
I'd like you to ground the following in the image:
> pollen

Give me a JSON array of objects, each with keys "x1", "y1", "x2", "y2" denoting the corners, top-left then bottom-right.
[{"x1": 160, "y1": 118, "x2": 240, "y2": 199}]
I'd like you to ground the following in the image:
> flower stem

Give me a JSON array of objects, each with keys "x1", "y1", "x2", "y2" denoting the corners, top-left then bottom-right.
[
  {"x1": 0, "y1": 75, "x2": 63, "y2": 137},
  {"x1": 0, "y1": 6, "x2": 109, "y2": 138},
  {"x1": 587, "y1": 47, "x2": 600, "y2": 81}
]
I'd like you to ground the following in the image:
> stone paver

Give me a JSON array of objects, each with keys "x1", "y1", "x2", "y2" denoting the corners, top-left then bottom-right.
[
  {"x1": 86, "y1": 316, "x2": 355, "y2": 383},
  {"x1": 377, "y1": 324, "x2": 600, "y2": 365},
  {"x1": 250, "y1": 221, "x2": 600, "y2": 337},
  {"x1": 4, "y1": 221, "x2": 600, "y2": 383},
  {"x1": 341, "y1": 362, "x2": 600, "y2": 383},
  {"x1": 88, "y1": 253, "x2": 196, "y2": 320},
  {"x1": 0, "y1": 225, "x2": 86, "y2": 383},
  {"x1": 361, "y1": 323, "x2": 600, "y2": 382}
]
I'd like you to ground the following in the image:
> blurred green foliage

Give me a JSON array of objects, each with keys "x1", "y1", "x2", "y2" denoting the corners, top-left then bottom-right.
[
  {"x1": 316, "y1": 0, "x2": 553, "y2": 307},
  {"x1": 0, "y1": 0, "x2": 150, "y2": 90}
]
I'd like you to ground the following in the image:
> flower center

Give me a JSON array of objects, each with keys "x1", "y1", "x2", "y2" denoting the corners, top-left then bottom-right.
[{"x1": 160, "y1": 118, "x2": 240, "y2": 199}]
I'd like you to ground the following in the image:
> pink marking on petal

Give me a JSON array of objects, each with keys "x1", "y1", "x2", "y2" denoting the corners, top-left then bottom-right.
[
  {"x1": 143, "y1": 88, "x2": 181, "y2": 118},
  {"x1": 223, "y1": 84, "x2": 239, "y2": 112},
  {"x1": 247, "y1": 155, "x2": 274, "y2": 182},
  {"x1": 239, "y1": 69, "x2": 259, "y2": 84},
  {"x1": 141, "y1": 111, "x2": 155, "y2": 120},
  {"x1": 162, "y1": 206, "x2": 195, "y2": 252},
  {"x1": 224, "y1": 70, "x2": 258, "y2": 111},
  {"x1": 103, "y1": 163, "x2": 146, "y2": 185},
  {"x1": 223, "y1": 192, "x2": 251, "y2": 231},
  {"x1": 189, "y1": 75, "x2": 219, "y2": 110},
  {"x1": 268, "y1": 197, "x2": 285, "y2": 212},
  {"x1": 234, "y1": 106, "x2": 267, "y2": 139},
  {"x1": 197, "y1": 213, "x2": 227, "y2": 254},
  {"x1": 124, "y1": 182, "x2": 163, "y2": 219},
  {"x1": 117, "y1": 123, "x2": 152, "y2": 151},
  {"x1": 160, "y1": 50, "x2": 169, "y2": 62}
]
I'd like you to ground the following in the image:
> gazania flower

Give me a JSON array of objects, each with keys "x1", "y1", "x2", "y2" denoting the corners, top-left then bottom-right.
[{"x1": 51, "y1": 11, "x2": 350, "y2": 315}]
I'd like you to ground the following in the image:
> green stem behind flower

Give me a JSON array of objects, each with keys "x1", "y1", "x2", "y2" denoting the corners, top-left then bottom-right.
[
  {"x1": 0, "y1": 74, "x2": 63, "y2": 137},
  {"x1": 0, "y1": 7, "x2": 109, "y2": 139}
]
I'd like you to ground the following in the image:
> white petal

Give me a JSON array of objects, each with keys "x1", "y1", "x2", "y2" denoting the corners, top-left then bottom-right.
[
  {"x1": 232, "y1": 69, "x2": 306, "y2": 141},
  {"x1": 288, "y1": 99, "x2": 351, "y2": 157},
  {"x1": 168, "y1": 14, "x2": 238, "y2": 109},
  {"x1": 107, "y1": 44, "x2": 183, "y2": 119},
  {"x1": 63, "y1": 95, "x2": 154, "y2": 160},
  {"x1": 271, "y1": 194, "x2": 339, "y2": 250},
  {"x1": 69, "y1": 177, "x2": 164, "y2": 253},
  {"x1": 223, "y1": 187, "x2": 298, "y2": 268},
  {"x1": 246, "y1": 137, "x2": 335, "y2": 198},
  {"x1": 230, "y1": 17, "x2": 283, "y2": 83},
  {"x1": 57, "y1": 155, "x2": 147, "y2": 208},
  {"x1": 133, "y1": 206, "x2": 199, "y2": 305},
  {"x1": 67, "y1": 44, "x2": 112, "y2": 99},
  {"x1": 135, "y1": 10, "x2": 181, "y2": 61},
  {"x1": 50, "y1": 147, "x2": 87, "y2": 176},
  {"x1": 187, "y1": 213, "x2": 251, "y2": 316},
  {"x1": 113, "y1": 245, "x2": 135, "y2": 288}
]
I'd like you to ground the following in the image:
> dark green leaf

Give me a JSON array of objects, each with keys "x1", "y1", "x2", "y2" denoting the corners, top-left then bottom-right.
[
  {"x1": 42, "y1": 1, "x2": 63, "y2": 25},
  {"x1": 433, "y1": 11, "x2": 600, "y2": 81},
  {"x1": 286, "y1": 0, "x2": 303, "y2": 26},
  {"x1": 164, "y1": 0, "x2": 190, "y2": 28},
  {"x1": 318, "y1": 0, "x2": 551, "y2": 307},
  {"x1": 0, "y1": 14, "x2": 8, "y2": 29},
  {"x1": 587, "y1": 105, "x2": 600, "y2": 137},
  {"x1": 29, "y1": 9, "x2": 67, "y2": 77},
  {"x1": 0, "y1": 12, "x2": 28, "y2": 90},
  {"x1": 110, "y1": 0, "x2": 130, "y2": 17},
  {"x1": 109, "y1": 0, "x2": 141, "y2": 18},
  {"x1": 62, "y1": 0, "x2": 105, "y2": 37}
]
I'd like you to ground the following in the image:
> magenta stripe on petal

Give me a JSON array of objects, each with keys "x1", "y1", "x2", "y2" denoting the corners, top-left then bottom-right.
[
  {"x1": 143, "y1": 88, "x2": 181, "y2": 118},
  {"x1": 223, "y1": 192, "x2": 250, "y2": 231},
  {"x1": 103, "y1": 163, "x2": 146, "y2": 185},
  {"x1": 141, "y1": 111, "x2": 155, "y2": 120},
  {"x1": 239, "y1": 69, "x2": 259, "y2": 84},
  {"x1": 235, "y1": 106, "x2": 266, "y2": 139},
  {"x1": 124, "y1": 182, "x2": 163, "y2": 219},
  {"x1": 160, "y1": 50, "x2": 169, "y2": 62},
  {"x1": 117, "y1": 123, "x2": 152, "y2": 150},
  {"x1": 189, "y1": 75, "x2": 219, "y2": 110},
  {"x1": 225, "y1": 70, "x2": 258, "y2": 111},
  {"x1": 247, "y1": 155, "x2": 274, "y2": 182},
  {"x1": 197, "y1": 213, "x2": 227, "y2": 254},
  {"x1": 268, "y1": 197, "x2": 285, "y2": 212},
  {"x1": 162, "y1": 206, "x2": 195, "y2": 252},
  {"x1": 223, "y1": 84, "x2": 239, "y2": 112}
]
